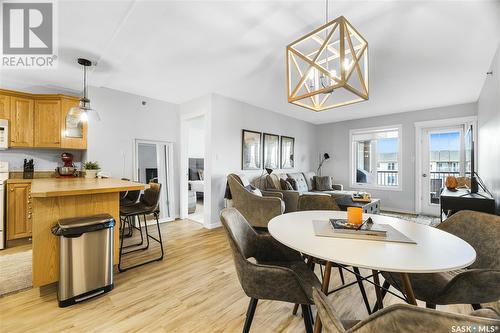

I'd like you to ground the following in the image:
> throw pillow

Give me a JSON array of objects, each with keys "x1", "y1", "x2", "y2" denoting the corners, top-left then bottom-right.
[
  {"x1": 244, "y1": 184, "x2": 262, "y2": 196},
  {"x1": 315, "y1": 176, "x2": 333, "y2": 191},
  {"x1": 266, "y1": 174, "x2": 280, "y2": 190},
  {"x1": 280, "y1": 178, "x2": 294, "y2": 190},
  {"x1": 287, "y1": 177, "x2": 298, "y2": 190}
]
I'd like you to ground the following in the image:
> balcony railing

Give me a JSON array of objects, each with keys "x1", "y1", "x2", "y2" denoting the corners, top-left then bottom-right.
[
  {"x1": 377, "y1": 170, "x2": 398, "y2": 186},
  {"x1": 429, "y1": 171, "x2": 460, "y2": 204},
  {"x1": 376, "y1": 171, "x2": 462, "y2": 188}
]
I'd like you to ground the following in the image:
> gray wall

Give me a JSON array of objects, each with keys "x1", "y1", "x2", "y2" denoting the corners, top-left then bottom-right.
[
  {"x1": 317, "y1": 103, "x2": 478, "y2": 213},
  {"x1": 478, "y1": 44, "x2": 500, "y2": 213},
  {"x1": 210, "y1": 93, "x2": 318, "y2": 225},
  {"x1": 85, "y1": 87, "x2": 180, "y2": 217},
  {"x1": 187, "y1": 116, "x2": 205, "y2": 158}
]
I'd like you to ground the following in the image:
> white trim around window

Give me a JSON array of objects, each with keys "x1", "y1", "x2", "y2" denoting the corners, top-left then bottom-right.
[
  {"x1": 414, "y1": 116, "x2": 477, "y2": 214},
  {"x1": 349, "y1": 124, "x2": 403, "y2": 191}
]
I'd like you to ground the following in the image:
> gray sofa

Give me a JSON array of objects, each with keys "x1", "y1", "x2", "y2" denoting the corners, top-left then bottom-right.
[{"x1": 252, "y1": 171, "x2": 356, "y2": 213}]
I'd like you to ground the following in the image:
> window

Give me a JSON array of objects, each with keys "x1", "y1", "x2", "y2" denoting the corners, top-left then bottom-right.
[{"x1": 350, "y1": 125, "x2": 402, "y2": 190}]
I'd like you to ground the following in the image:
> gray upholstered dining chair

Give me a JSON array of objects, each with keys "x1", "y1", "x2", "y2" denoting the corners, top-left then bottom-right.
[
  {"x1": 220, "y1": 208, "x2": 321, "y2": 333},
  {"x1": 382, "y1": 210, "x2": 500, "y2": 309},
  {"x1": 227, "y1": 174, "x2": 285, "y2": 229},
  {"x1": 313, "y1": 287, "x2": 500, "y2": 333}
]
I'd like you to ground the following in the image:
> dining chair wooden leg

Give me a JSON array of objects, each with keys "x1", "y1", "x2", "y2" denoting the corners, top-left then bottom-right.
[
  {"x1": 243, "y1": 298, "x2": 258, "y2": 333},
  {"x1": 426, "y1": 302, "x2": 436, "y2": 309},
  {"x1": 372, "y1": 279, "x2": 391, "y2": 313},
  {"x1": 400, "y1": 273, "x2": 417, "y2": 305},
  {"x1": 301, "y1": 304, "x2": 314, "y2": 333},
  {"x1": 338, "y1": 266, "x2": 345, "y2": 285},
  {"x1": 314, "y1": 261, "x2": 332, "y2": 333},
  {"x1": 353, "y1": 267, "x2": 371, "y2": 315},
  {"x1": 372, "y1": 270, "x2": 383, "y2": 311}
]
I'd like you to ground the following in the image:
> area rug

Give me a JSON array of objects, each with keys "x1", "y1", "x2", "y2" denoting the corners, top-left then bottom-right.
[
  {"x1": 380, "y1": 211, "x2": 441, "y2": 227},
  {"x1": 0, "y1": 249, "x2": 33, "y2": 296}
]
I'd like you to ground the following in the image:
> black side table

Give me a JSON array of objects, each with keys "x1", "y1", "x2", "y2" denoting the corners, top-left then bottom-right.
[
  {"x1": 440, "y1": 188, "x2": 495, "y2": 221},
  {"x1": 336, "y1": 197, "x2": 381, "y2": 214}
]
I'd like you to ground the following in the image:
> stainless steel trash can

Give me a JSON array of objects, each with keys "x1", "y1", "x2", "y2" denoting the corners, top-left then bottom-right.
[{"x1": 52, "y1": 214, "x2": 115, "y2": 307}]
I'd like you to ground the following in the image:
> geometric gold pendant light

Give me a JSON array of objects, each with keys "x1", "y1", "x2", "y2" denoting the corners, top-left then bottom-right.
[{"x1": 286, "y1": 5, "x2": 369, "y2": 111}]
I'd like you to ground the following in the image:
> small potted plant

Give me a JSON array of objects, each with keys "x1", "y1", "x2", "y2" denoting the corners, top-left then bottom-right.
[{"x1": 82, "y1": 161, "x2": 100, "y2": 179}]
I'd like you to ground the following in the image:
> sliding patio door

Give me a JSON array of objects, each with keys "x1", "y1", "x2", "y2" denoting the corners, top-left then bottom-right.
[{"x1": 420, "y1": 126, "x2": 464, "y2": 216}]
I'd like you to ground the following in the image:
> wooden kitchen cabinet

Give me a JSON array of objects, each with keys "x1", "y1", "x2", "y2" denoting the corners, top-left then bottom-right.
[
  {"x1": 61, "y1": 97, "x2": 87, "y2": 149},
  {"x1": 10, "y1": 96, "x2": 34, "y2": 147},
  {"x1": 7, "y1": 182, "x2": 32, "y2": 240},
  {"x1": 34, "y1": 99, "x2": 61, "y2": 148},
  {"x1": 0, "y1": 94, "x2": 10, "y2": 119},
  {"x1": 0, "y1": 89, "x2": 84, "y2": 149}
]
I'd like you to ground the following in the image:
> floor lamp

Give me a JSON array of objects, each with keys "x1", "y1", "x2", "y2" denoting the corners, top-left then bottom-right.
[{"x1": 317, "y1": 153, "x2": 330, "y2": 176}]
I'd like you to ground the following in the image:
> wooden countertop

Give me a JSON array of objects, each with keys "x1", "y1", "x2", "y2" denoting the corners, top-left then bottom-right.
[{"x1": 30, "y1": 178, "x2": 146, "y2": 198}]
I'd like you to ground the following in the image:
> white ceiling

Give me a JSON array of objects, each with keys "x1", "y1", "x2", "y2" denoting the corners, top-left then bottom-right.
[{"x1": 1, "y1": 1, "x2": 499, "y2": 124}]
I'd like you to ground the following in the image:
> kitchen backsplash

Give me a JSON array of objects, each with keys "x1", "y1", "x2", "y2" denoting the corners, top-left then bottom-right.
[{"x1": 0, "y1": 149, "x2": 83, "y2": 171}]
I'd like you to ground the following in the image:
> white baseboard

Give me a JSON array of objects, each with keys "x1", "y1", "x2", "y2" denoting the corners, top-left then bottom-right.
[
  {"x1": 380, "y1": 207, "x2": 417, "y2": 215},
  {"x1": 137, "y1": 217, "x2": 175, "y2": 226},
  {"x1": 205, "y1": 221, "x2": 222, "y2": 229}
]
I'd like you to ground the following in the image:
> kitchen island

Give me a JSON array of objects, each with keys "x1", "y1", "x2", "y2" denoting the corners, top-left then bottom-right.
[{"x1": 30, "y1": 178, "x2": 145, "y2": 287}]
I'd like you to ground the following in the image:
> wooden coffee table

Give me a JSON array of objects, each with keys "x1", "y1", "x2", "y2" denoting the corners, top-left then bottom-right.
[{"x1": 336, "y1": 196, "x2": 381, "y2": 214}]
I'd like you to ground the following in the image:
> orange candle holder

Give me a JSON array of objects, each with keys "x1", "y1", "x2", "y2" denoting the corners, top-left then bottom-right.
[{"x1": 347, "y1": 207, "x2": 363, "y2": 225}]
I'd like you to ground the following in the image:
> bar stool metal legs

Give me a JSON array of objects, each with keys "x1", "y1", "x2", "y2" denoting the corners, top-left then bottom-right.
[{"x1": 118, "y1": 211, "x2": 164, "y2": 272}]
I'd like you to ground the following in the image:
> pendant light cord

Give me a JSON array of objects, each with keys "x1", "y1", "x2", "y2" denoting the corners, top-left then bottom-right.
[{"x1": 83, "y1": 65, "x2": 87, "y2": 101}]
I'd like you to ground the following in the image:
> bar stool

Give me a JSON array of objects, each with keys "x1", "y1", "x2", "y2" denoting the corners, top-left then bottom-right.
[
  {"x1": 118, "y1": 182, "x2": 164, "y2": 272},
  {"x1": 121, "y1": 191, "x2": 141, "y2": 238},
  {"x1": 119, "y1": 178, "x2": 141, "y2": 238}
]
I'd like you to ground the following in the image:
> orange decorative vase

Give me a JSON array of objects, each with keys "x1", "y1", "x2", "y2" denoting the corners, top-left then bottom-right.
[{"x1": 445, "y1": 176, "x2": 458, "y2": 190}]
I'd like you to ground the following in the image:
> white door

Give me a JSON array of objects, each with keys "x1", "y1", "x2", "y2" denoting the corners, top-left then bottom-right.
[
  {"x1": 135, "y1": 140, "x2": 175, "y2": 221},
  {"x1": 420, "y1": 126, "x2": 464, "y2": 216}
]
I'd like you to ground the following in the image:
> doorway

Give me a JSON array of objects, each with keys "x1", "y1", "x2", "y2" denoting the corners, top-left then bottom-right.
[
  {"x1": 416, "y1": 117, "x2": 476, "y2": 216},
  {"x1": 134, "y1": 139, "x2": 175, "y2": 222},
  {"x1": 185, "y1": 116, "x2": 205, "y2": 224}
]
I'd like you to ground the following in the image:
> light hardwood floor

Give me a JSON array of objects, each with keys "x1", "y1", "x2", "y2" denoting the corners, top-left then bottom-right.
[{"x1": 0, "y1": 219, "x2": 478, "y2": 333}]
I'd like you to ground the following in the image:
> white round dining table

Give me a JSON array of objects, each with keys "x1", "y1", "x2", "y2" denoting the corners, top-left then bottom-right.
[{"x1": 268, "y1": 210, "x2": 476, "y2": 307}]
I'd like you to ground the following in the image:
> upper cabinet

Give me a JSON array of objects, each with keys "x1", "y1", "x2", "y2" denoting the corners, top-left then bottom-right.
[
  {"x1": 61, "y1": 97, "x2": 87, "y2": 150},
  {"x1": 0, "y1": 89, "x2": 86, "y2": 150},
  {"x1": 34, "y1": 99, "x2": 61, "y2": 148},
  {"x1": 0, "y1": 94, "x2": 10, "y2": 119},
  {"x1": 10, "y1": 96, "x2": 34, "y2": 147}
]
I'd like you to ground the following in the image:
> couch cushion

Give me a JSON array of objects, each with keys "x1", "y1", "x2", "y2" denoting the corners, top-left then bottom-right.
[
  {"x1": 302, "y1": 171, "x2": 316, "y2": 191},
  {"x1": 276, "y1": 173, "x2": 289, "y2": 181},
  {"x1": 287, "y1": 173, "x2": 309, "y2": 192},
  {"x1": 315, "y1": 176, "x2": 333, "y2": 191}
]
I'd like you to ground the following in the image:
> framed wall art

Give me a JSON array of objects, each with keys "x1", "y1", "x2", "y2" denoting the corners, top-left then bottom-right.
[
  {"x1": 242, "y1": 130, "x2": 262, "y2": 170},
  {"x1": 280, "y1": 136, "x2": 295, "y2": 169},
  {"x1": 263, "y1": 133, "x2": 279, "y2": 170}
]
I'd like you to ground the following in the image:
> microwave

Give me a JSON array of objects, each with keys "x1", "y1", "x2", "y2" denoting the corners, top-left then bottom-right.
[{"x1": 0, "y1": 119, "x2": 8, "y2": 150}]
